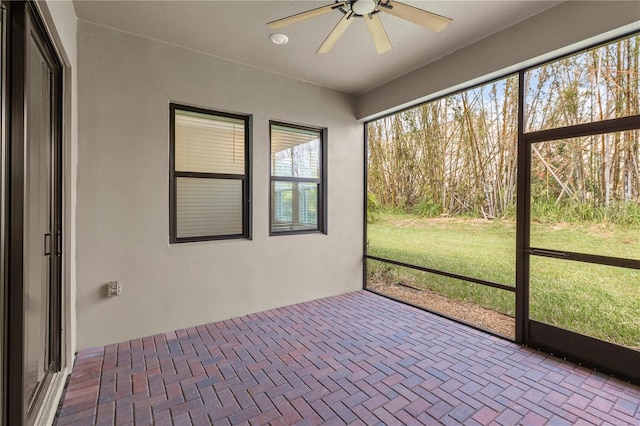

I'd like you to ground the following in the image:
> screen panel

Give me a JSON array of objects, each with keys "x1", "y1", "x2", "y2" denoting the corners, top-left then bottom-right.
[{"x1": 525, "y1": 35, "x2": 639, "y2": 133}]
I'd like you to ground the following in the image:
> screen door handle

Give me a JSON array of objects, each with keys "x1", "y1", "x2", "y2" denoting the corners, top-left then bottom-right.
[{"x1": 529, "y1": 248, "x2": 569, "y2": 259}]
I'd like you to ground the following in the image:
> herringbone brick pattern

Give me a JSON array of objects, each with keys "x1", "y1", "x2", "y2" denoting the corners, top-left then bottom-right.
[{"x1": 55, "y1": 291, "x2": 640, "y2": 425}]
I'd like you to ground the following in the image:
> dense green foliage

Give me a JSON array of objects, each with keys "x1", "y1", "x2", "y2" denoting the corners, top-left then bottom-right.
[{"x1": 367, "y1": 36, "x2": 640, "y2": 222}]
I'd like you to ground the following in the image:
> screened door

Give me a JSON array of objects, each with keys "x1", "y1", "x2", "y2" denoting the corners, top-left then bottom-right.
[
  {"x1": 526, "y1": 133, "x2": 640, "y2": 380},
  {"x1": 521, "y1": 35, "x2": 640, "y2": 381}
]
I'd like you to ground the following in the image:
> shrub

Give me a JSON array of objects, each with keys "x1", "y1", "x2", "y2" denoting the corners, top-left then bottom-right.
[
  {"x1": 411, "y1": 198, "x2": 443, "y2": 218},
  {"x1": 367, "y1": 192, "x2": 379, "y2": 223}
]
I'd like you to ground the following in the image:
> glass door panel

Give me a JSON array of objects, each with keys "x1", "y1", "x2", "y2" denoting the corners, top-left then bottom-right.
[{"x1": 24, "y1": 22, "x2": 56, "y2": 412}]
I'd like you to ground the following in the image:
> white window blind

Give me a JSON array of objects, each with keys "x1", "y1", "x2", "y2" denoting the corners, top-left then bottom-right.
[
  {"x1": 175, "y1": 110, "x2": 245, "y2": 175},
  {"x1": 176, "y1": 178, "x2": 243, "y2": 238}
]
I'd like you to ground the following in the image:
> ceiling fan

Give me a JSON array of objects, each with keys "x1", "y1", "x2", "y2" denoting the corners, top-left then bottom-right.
[{"x1": 267, "y1": 0, "x2": 452, "y2": 54}]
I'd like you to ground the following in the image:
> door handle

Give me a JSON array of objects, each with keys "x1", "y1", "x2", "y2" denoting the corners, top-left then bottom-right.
[
  {"x1": 56, "y1": 231, "x2": 62, "y2": 256},
  {"x1": 529, "y1": 248, "x2": 569, "y2": 259},
  {"x1": 44, "y1": 233, "x2": 52, "y2": 256}
]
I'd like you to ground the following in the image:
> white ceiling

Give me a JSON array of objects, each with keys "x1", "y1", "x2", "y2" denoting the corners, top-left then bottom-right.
[{"x1": 73, "y1": 0, "x2": 562, "y2": 95}]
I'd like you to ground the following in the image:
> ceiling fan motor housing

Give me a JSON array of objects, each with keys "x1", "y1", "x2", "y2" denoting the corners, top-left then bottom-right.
[{"x1": 350, "y1": 0, "x2": 378, "y2": 16}]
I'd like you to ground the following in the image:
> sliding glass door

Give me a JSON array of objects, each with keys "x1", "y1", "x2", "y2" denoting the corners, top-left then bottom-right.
[
  {"x1": 24, "y1": 10, "x2": 62, "y2": 413},
  {"x1": 5, "y1": 2, "x2": 63, "y2": 423}
]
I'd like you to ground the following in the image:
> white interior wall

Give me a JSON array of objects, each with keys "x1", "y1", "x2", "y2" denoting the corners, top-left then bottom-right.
[
  {"x1": 357, "y1": 1, "x2": 640, "y2": 120},
  {"x1": 76, "y1": 21, "x2": 363, "y2": 349}
]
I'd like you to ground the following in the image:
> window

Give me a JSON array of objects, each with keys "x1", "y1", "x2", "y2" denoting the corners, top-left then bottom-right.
[
  {"x1": 270, "y1": 122, "x2": 326, "y2": 234},
  {"x1": 170, "y1": 104, "x2": 250, "y2": 243}
]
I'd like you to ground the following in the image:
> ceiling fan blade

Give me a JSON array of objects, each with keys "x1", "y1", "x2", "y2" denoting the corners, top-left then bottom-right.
[
  {"x1": 364, "y1": 13, "x2": 392, "y2": 53},
  {"x1": 268, "y1": 2, "x2": 347, "y2": 30},
  {"x1": 379, "y1": 0, "x2": 452, "y2": 32},
  {"x1": 317, "y1": 11, "x2": 355, "y2": 54}
]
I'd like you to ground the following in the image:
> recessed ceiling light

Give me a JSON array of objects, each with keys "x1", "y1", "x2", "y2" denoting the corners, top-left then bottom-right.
[{"x1": 270, "y1": 33, "x2": 289, "y2": 45}]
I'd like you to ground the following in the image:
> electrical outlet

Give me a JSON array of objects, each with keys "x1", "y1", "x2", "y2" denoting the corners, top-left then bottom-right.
[{"x1": 107, "y1": 281, "x2": 122, "y2": 297}]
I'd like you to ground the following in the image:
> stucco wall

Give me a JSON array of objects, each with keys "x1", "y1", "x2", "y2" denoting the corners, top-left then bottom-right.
[
  {"x1": 357, "y1": 1, "x2": 640, "y2": 120},
  {"x1": 76, "y1": 21, "x2": 362, "y2": 349}
]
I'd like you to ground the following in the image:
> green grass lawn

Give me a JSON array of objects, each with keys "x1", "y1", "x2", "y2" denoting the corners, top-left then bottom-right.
[{"x1": 367, "y1": 212, "x2": 640, "y2": 350}]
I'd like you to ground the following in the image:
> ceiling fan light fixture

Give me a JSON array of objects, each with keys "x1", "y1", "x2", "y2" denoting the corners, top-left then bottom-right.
[
  {"x1": 270, "y1": 33, "x2": 289, "y2": 45},
  {"x1": 351, "y1": 0, "x2": 377, "y2": 16},
  {"x1": 267, "y1": 0, "x2": 452, "y2": 54}
]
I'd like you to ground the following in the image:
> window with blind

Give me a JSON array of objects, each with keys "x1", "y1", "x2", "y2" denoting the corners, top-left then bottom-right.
[
  {"x1": 170, "y1": 104, "x2": 250, "y2": 243},
  {"x1": 270, "y1": 122, "x2": 326, "y2": 235}
]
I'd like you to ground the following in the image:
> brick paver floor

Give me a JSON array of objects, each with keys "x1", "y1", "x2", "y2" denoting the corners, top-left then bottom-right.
[{"x1": 55, "y1": 291, "x2": 640, "y2": 425}]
